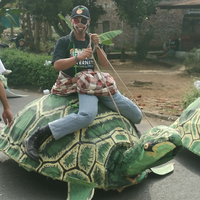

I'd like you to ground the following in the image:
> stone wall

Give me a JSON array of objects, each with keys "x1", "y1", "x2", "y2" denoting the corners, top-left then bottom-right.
[
  {"x1": 95, "y1": 0, "x2": 188, "y2": 51},
  {"x1": 141, "y1": 8, "x2": 186, "y2": 50},
  {"x1": 95, "y1": 0, "x2": 135, "y2": 50}
]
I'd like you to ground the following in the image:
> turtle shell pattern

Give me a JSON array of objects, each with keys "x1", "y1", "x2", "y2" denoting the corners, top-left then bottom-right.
[
  {"x1": 170, "y1": 97, "x2": 200, "y2": 156},
  {"x1": 0, "y1": 94, "x2": 140, "y2": 189}
]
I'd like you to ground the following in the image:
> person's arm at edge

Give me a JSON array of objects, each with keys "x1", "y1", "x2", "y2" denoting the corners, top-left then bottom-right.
[{"x1": 0, "y1": 79, "x2": 13, "y2": 128}]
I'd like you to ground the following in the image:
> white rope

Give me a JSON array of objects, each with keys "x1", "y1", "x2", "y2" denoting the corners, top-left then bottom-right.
[
  {"x1": 89, "y1": 37, "x2": 134, "y2": 147},
  {"x1": 96, "y1": 46, "x2": 154, "y2": 128}
]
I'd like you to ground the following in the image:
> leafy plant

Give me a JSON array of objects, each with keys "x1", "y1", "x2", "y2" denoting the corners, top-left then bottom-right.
[
  {"x1": 99, "y1": 30, "x2": 123, "y2": 45},
  {"x1": 0, "y1": 48, "x2": 58, "y2": 90},
  {"x1": 182, "y1": 86, "x2": 200, "y2": 109},
  {"x1": 5, "y1": 13, "x2": 18, "y2": 27},
  {"x1": 184, "y1": 48, "x2": 200, "y2": 73},
  {"x1": 58, "y1": 14, "x2": 73, "y2": 31},
  {"x1": 0, "y1": 10, "x2": 19, "y2": 36},
  {"x1": 181, "y1": 77, "x2": 200, "y2": 109}
]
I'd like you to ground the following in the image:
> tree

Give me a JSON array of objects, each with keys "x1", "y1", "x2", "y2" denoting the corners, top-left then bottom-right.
[
  {"x1": 112, "y1": 0, "x2": 161, "y2": 27},
  {"x1": 18, "y1": 0, "x2": 73, "y2": 52},
  {"x1": 19, "y1": 0, "x2": 74, "y2": 36},
  {"x1": 112, "y1": 0, "x2": 160, "y2": 60},
  {"x1": 17, "y1": 0, "x2": 106, "y2": 53},
  {"x1": 135, "y1": 28, "x2": 154, "y2": 60}
]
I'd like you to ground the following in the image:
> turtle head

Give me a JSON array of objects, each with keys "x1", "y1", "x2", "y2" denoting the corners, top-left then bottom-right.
[{"x1": 125, "y1": 125, "x2": 182, "y2": 176}]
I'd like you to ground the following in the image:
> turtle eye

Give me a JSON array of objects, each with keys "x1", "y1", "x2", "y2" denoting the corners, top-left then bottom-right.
[{"x1": 144, "y1": 142, "x2": 151, "y2": 150}]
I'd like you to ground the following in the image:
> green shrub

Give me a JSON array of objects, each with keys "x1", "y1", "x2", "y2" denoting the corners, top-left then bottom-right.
[
  {"x1": 184, "y1": 48, "x2": 200, "y2": 73},
  {"x1": 183, "y1": 49, "x2": 200, "y2": 107},
  {"x1": 0, "y1": 49, "x2": 58, "y2": 90},
  {"x1": 182, "y1": 86, "x2": 200, "y2": 109},
  {"x1": 135, "y1": 29, "x2": 154, "y2": 60}
]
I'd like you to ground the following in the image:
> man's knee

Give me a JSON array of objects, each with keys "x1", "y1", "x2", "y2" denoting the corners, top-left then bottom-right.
[
  {"x1": 134, "y1": 110, "x2": 143, "y2": 124},
  {"x1": 135, "y1": 114, "x2": 142, "y2": 124},
  {"x1": 79, "y1": 111, "x2": 96, "y2": 125}
]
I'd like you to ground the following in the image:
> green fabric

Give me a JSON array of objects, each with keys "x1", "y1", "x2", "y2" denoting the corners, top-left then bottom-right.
[{"x1": 1, "y1": 14, "x2": 20, "y2": 28}]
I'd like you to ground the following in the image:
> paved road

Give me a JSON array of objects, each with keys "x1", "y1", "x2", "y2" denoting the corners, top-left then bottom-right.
[{"x1": 0, "y1": 89, "x2": 200, "y2": 200}]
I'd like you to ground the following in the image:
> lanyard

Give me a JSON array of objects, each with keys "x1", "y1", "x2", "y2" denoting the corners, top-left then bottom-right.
[
  {"x1": 73, "y1": 43, "x2": 78, "y2": 77},
  {"x1": 67, "y1": 43, "x2": 79, "y2": 108}
]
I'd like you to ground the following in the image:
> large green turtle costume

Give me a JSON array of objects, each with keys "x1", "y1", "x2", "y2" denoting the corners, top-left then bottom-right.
[{"x1": 0, "y1": 93, "x2": 183, "y2": 200}]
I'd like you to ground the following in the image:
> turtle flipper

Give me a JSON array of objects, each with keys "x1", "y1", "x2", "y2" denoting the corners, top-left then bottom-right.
[
  {"x1": 132, "y1": 163, "x2": 175, "y2": 184},
  {"x1": 117, "y1": 170, "x2": 150, "y2": 192},
  {"x1": 66, "y1": 177, "x2": 96, "y2": 200},
  {"x1": 150, "y1": 162, "x2": 174, "y2": 175},
  {"x1": 117, "y1": 164, "x2": 175, "y2": 193}
]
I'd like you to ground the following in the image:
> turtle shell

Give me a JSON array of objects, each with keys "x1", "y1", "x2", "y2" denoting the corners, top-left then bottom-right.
[
  {"x1": 0, "y1": 93, "x2": 140, "y2": 189},
  {"x1": 170, "y1": 97, "x2": 200, "y2": 156}
]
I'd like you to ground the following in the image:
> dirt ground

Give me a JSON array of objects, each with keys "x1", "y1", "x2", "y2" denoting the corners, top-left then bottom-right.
[{"x1": 105, "y1": 58, "x2": 197, "y2": 117}]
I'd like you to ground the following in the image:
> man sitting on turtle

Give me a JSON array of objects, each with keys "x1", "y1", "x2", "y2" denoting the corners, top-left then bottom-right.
[{"x1": 23, "y1": 5, "x2": 143, "y2": 161}]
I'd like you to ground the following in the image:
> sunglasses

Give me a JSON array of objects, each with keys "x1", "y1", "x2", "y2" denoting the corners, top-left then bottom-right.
[{"x1": 73, "y1": 17, "x2": 88, "y2": 25}]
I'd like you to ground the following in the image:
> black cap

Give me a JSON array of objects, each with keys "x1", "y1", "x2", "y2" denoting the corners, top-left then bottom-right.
[{"x1": 71, "y1": 5, "x2": 90, "y2": 19}]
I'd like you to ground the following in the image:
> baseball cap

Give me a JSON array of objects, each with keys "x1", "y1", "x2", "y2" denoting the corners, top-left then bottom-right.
[{"x1": 71, "y1": 5, "x2": 90, "y2": 19}]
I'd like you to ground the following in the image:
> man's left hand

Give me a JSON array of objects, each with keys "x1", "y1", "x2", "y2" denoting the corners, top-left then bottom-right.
[{"x1": 90, "y1": 33, "x2": 99, "y2": 45}]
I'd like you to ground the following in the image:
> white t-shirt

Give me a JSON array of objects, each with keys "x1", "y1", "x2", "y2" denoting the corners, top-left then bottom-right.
[{"x1": 0, "y1": 59, "x2": 5, "y2": 74}]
